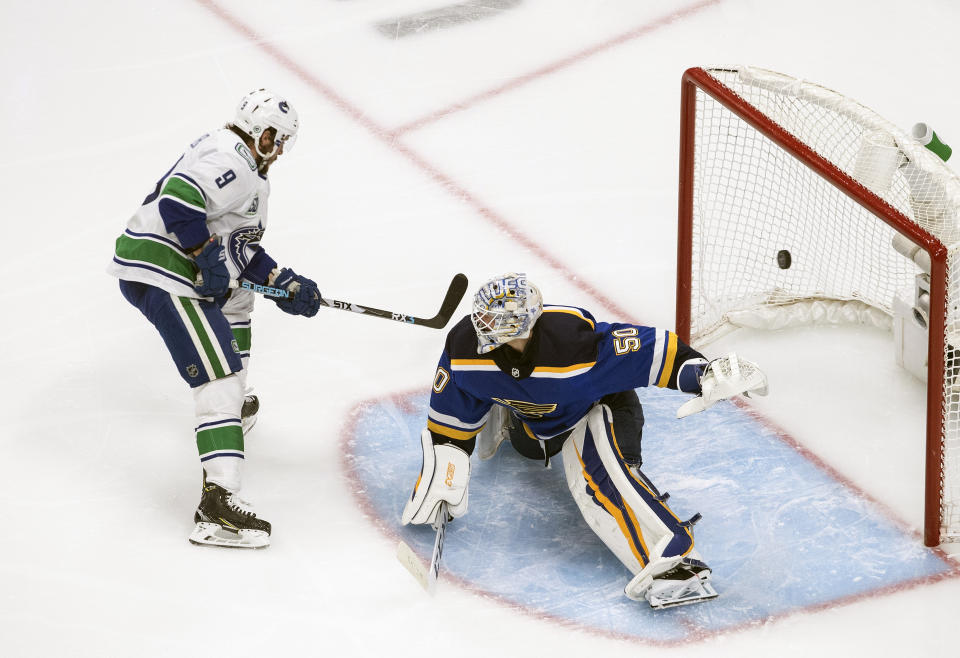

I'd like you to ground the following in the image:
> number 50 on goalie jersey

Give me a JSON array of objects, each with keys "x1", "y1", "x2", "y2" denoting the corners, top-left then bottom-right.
[{"x1": 427, "y1": 305, "x2": 705, "y2": 443}]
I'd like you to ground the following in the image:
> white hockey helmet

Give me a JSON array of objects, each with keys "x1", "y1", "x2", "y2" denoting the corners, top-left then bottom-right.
[
  {"x1": 233, "y1": 88, "x2": 299, "y2": 159},
  {"x1": 471, "y1": 273, "x2": 543, "y2": 354}
]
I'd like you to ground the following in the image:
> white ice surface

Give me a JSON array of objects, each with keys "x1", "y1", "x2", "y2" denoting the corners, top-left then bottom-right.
[{"x1": 2, "y1": 0, "x2": 960, "y2": 656}]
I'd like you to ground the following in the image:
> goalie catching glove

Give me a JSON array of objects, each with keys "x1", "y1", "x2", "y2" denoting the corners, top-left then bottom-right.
[
  {"x1": 676, "y1": 353, "x2": 768, "y2": 418},
  {"x1": 401, "y1": 429, "x2": 471, "y2": 526}
]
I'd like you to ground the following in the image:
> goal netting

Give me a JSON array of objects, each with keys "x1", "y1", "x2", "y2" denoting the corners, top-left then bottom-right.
[{"x1": 676, "y1": 66, "x2": 960, "y2": 546}]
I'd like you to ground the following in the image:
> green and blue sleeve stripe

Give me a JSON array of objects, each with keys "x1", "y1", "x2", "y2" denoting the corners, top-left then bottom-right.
[{"x1": 159, "y1": 173, "x2": 209, "y2": 248}]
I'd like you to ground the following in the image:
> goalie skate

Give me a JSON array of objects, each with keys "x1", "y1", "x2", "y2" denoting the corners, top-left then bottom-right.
[
  {"x1": 643, "y1": 562, "x2": 718, "y2": 610},
  {"x1": 188, "y1": 481, "x2": 271, "y2": 549}
]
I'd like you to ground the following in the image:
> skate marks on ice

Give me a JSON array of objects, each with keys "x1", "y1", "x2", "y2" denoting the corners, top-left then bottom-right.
[
  {"x1": 343, "y1": 387, "x2": 956, "y2": 644},
  {"x1": 376, "y1": 0, "x2": 522, "y2": 39}
]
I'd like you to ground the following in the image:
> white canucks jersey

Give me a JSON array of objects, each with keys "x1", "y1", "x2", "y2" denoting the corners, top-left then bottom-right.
[{"x1": 108, "y1": 129, "x2": 271, "y2": 299}]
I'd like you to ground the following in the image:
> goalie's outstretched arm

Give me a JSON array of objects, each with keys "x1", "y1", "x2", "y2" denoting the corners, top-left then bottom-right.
[{"x1": 597, "y1": 325, "x2": 768, "y2": 418}]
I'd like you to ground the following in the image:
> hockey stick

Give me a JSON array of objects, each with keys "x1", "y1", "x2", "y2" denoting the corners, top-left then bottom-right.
[
  {"x1": 226, "y1": 273, "x2": 469, "y2": 329},
  {"x1": 396, "y1": 502, "x2": 448, "y2": 593}
]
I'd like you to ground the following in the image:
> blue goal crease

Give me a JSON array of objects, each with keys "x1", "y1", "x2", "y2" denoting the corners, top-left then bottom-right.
[{"x1": 347, "y1": 387, "x2": 955, "y2": 643}]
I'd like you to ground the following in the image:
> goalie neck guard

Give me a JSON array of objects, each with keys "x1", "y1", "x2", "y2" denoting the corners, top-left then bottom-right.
[{"x1": 471, "y1": 273, "x2": 543, "y2": 354}]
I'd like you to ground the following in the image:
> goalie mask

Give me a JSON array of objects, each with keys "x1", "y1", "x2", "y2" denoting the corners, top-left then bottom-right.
[
  {"x1": 233, "y1": 89, "x2": 299, "y2": 159},
  {"x1": 471, "y1": 273, "x2": 543, "y2": 354}
]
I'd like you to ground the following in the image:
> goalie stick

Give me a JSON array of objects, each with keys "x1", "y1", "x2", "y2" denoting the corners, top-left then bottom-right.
[
  {"x1": 218, "y1": 273, "x2": 469, "y2": 329},
  {"x1": 396, "y1": 502, "x2": 448, "y2": 593}
]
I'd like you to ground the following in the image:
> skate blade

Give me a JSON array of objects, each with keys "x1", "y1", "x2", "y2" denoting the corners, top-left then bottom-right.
[
  {"x1": 189, "y1": 522, "x2": 270, "y2": 549},
  {"x1": 647, "y1": 578, "x2": 718, "y2": 610}
]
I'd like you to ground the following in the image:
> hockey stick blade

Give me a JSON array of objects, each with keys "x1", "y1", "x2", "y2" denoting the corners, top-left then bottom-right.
[
  {"x1": 319, "y1": 273, "x2": 467, "y2": 328},
  {"x1": 397, "y1": 502, "x2": 448, "y2": 593},
  {"x1": 396, "y1": 540, "x2": 431, "y2": 591},
  {"x1": 418, "y1": 273, "x2": 469, "y2": 329},
  {"x1": 228, "y1": 274, "x2": 468, "y2": 330}
]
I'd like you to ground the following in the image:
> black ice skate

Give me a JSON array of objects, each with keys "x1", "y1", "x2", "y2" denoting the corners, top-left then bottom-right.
[
  {"x1": 189, "y1": 480, "x2": 271, "y2": 549},
  {"x1": 241, "y1": 394, "x2": 259, "y2": 435}
]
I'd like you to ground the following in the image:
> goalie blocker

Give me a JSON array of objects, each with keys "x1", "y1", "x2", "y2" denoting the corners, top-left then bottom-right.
[{"x1": 402, "y1": 429, "x2": 471, "y2": 526}]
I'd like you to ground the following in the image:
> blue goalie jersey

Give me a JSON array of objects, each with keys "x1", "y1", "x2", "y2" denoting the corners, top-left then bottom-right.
[{"x1": 427, "y1": 305, "x2": 705, "y2": 447}]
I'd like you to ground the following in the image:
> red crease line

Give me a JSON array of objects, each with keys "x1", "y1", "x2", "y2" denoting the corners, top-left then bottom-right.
[{"x1": 194, "y1": 0, "x2": 711, "y2": 322}]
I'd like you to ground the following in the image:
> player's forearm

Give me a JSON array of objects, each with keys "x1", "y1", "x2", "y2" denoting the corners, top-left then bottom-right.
[{"x1": 239, "y1": 248, "x2": 279, "y2": 285}]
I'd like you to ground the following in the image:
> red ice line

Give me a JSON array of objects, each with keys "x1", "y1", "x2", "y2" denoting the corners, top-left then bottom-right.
[
  {"x1": 389, "y1": 0, "x2": 723, "y2": 137},
  {"x1": 194, "y1": 0, "x2": 721, "y2": 323},
  {"x1": 344, "y1": 388, "x2": 960, "y2": 647},
  {"x1": 194, "y1": 0, "x2": 960, "y2": 646}
]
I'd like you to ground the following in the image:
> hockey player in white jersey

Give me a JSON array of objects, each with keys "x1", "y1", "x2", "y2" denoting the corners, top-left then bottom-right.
[
  {"x1": 401, "y1": 273, "x2": 768, "y2": 608},
  {"x1": 108, "y1": 89, "x2": 321, "y2": 549}
]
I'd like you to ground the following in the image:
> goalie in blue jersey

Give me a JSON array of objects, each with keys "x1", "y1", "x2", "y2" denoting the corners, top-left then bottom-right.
[
  {"x1": 401, "y1": 273, "x2": 768, "y2": 608},
  {"x1": 108, "y1": 90, "x2": 323, "y2": 549}
]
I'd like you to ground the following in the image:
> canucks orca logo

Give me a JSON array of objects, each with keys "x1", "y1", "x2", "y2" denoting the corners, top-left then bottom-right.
[
  {"x1": 492, "y1": 398, "x2": 557, "y2": 419},
  {"x1": 279, "y1": 100, "x2": 289, "y2": 114},
  {"x1": 228, "y1": 226, "x2": 265, "y2": 270}
]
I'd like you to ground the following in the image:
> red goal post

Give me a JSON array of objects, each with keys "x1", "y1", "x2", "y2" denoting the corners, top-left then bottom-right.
[{"x1": 675, "y1": 66, "x2": 960, "y2": 546}]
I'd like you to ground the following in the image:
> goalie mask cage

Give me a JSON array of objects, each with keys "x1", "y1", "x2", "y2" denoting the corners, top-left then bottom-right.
[{"x1": 676, "y1": 66, "x2": 960, "y2": 546}]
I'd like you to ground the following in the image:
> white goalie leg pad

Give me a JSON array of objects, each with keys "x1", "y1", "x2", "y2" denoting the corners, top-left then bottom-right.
[
  {"x1": 193, "y1": 374, "x2": 245, "y2": 492},
  {"x1": 677, "y1": 352, "x2": 769, "y2": 418},
  {"x1": 562, "y1": 432, "x2": 650, "y2": 575},
  {"x1": 402, "y1": 429, "x2": 471, "y2": 525},
  {"x1": 475, "y1": 404, "x2": 511, "y2": 460},
  {"x1": 561, "y1": 405, "x2": 699, "y2": 599}
]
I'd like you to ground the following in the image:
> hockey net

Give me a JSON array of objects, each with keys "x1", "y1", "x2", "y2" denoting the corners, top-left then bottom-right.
[{"x1": 676, "y1": 66, "x2": 960, "y2": 546}]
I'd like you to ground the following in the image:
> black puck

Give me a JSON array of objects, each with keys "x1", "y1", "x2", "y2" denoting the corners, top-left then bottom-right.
[{"x1": 777, "y1": 249, "x2": 792, "y2": 269}]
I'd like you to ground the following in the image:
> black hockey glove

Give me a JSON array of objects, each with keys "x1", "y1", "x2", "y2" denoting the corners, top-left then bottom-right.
[
  {"x1": 272, "y1": 268, "x2": 321, "y2": 317},
  {"x1": 193, "y1": 236, "x2": 231, "y2": 298}
]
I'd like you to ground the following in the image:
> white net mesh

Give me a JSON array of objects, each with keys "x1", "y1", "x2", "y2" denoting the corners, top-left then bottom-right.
[{"x1": 686, "y1": 66, "x2": 960, "y2": 543}]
